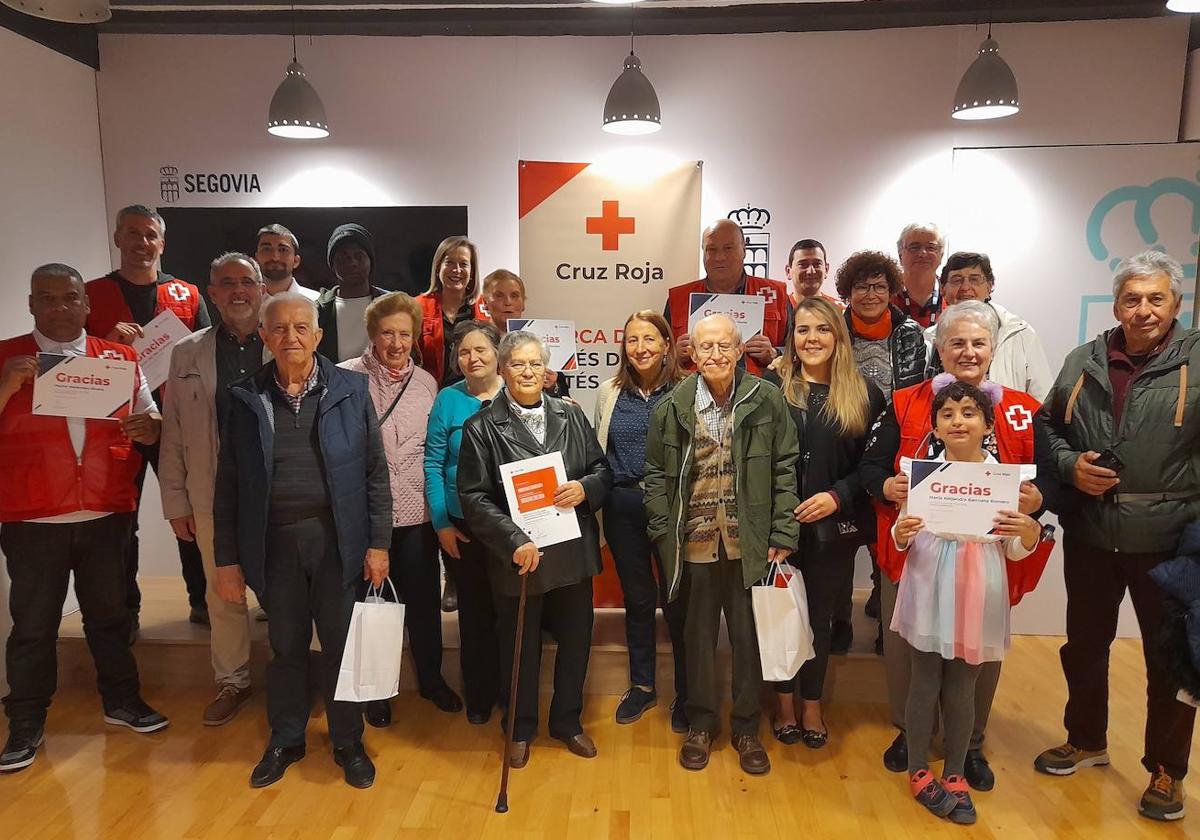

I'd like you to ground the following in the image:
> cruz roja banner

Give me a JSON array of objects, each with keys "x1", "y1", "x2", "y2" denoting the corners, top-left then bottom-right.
[{"x1": 518, "y1": 160, "x2": 702, "y2": 412}]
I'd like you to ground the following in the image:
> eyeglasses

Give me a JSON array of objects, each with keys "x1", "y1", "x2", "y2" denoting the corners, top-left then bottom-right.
[
  {"x1": 507, "y1": 361, "x2": 546, "y2": 374},
  {"x1": 850, "y1": 282, "x2": 890, "y2": 296},
  {"x1": 695, "y1": 342, "x2": 737, "y2": 356},
  {"x1": 905, "y1": 243, "x2": 942, "y2": 254},
  {"x1": 945, "y1": 275, "x2": 990, "y2": 289}
]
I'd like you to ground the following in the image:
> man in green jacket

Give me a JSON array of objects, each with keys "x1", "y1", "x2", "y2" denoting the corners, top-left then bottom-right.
[
  {"x1": 643, "y1": 313, "x2": 800, "y2": 776},
  {"x1": 1035, "y1": 250, "x2": 1199, "y2": 822}
]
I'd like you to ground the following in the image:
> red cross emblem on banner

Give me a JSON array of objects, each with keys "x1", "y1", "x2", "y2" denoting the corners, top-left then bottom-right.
[
  {"x1": 99, "y1": 350, "x2": 124, "y2": 360},
  {"x1": 756, "y1": 286, "x2": 778, "y2": 304},
  {"x1": 1005, "y1": 404, "x2": 1033, "y2": 431},
  {"x1": 166, "y1": 282, "x2": 190, "y2": 302},
  {"x1": 585, "y1": 201, "x2": 635, "y2": 251}
]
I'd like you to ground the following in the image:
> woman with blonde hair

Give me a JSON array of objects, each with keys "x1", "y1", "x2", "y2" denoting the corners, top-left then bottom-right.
[
  {"x1": 766, "y1": 297, "x2": 886, "y2": 748},
  {"x1": 593, "y1": 310, "x2": 687, "y2": 729},
  {"x1": 417, "y1": 236, "x2": 487, "y2": 387}
]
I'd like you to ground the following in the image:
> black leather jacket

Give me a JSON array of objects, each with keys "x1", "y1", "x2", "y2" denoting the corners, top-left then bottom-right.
[{"x1": 457, "y1": 394, "x2": 613, "y2": 598}]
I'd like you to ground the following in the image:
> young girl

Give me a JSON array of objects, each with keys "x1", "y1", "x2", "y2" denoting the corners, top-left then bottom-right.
[{"x1": 892, "y1": 377, "x2": 1042, "y2": 825}]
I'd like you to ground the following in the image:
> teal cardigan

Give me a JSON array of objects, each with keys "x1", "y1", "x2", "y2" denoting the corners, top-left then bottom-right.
[{"x1": 424, "y1": 379, "x2": 486, "y2": 531}]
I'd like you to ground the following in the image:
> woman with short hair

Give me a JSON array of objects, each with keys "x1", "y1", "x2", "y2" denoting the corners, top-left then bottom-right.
[{"x1": 339, "y1": 292, "x2": 462, "y2": 727}]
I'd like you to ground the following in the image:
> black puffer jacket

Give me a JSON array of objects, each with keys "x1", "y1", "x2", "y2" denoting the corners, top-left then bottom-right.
[
  {"x1": 845, "y1": 304, "x2": 928, "y2": 394},
  {"x1": 457, "y1": 394, "x2": 612, "y2": 598}
]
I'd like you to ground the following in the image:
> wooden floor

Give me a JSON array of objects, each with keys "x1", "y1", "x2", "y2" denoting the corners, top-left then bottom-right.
[{"x1": 6, "y1": 596, "x2": 1200, "y2": 837}]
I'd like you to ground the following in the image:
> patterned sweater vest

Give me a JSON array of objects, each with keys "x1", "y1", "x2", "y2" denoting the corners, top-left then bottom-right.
[{"x1": 684, "y1": 412, "x2": 741, "y2": 562}]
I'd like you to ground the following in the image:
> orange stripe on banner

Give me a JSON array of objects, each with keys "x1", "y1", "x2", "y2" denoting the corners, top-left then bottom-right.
[{"x1": 518, "y1": 160, "x2": 590, "y2": 219}]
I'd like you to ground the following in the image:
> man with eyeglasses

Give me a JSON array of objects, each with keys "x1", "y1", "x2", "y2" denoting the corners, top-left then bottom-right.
[
  {"x1": 664, "y1": 219, "x2": 792, "y2": 375},
  {"x1": 894, "y1": 222, "x2": 945, "y2": 328},
  {"x1": 644, "y1": 313, "x2": 800, "y2": 776},
  {"x1": 255, "y1": 224, "x2": 319, "y2": 301},
  {"x1": 923, "y1": 252, "x2": 1052, "y2": 400}
]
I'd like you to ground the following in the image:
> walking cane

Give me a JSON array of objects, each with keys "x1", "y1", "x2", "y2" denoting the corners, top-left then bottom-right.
[{"x1": 495, "y1": 571, "x2": 529, "y2": 814}]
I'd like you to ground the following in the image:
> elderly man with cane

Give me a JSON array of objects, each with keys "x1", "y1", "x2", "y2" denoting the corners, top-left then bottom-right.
[{"x1": 457, "y1": 330, "x2": 612, "y2": 793}]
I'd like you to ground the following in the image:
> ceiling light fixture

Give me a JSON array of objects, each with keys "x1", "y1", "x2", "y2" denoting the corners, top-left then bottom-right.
[
  {"x1": 1166, "y1": 1, "x2": 1200, "y2": 13},
  {"x1": 952, "y1": 22, "x2": 1020, "y2": 121},
  {"x1": 602, "y1": 5, "x2": 662, "y2": 135},
  {"x1": 267, "y1": 21, "x2": 330, "y2": 139},
  {"x1": 0, "y1": 0, "x2": 109, "y2": 23}
]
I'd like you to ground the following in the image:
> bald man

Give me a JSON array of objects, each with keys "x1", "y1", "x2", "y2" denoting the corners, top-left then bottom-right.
[
  {"x1": 644, "y1": 313, "x2": 800, "y2": 776},
  {"x1": 663, "y1": 219, "x2": 791, "y2": 376}
]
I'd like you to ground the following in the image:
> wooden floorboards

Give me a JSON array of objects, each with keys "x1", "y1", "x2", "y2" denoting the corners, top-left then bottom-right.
[{"x1": 1, "y1": 634, "x2": 1197, "y2": 838}]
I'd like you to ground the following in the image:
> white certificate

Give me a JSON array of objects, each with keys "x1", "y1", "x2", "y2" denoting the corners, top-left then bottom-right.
[
  {"x1": 687, "y1": 292, "x2": 766, "y2": 337},
  {"x1": 131, "y1": 309, "x2": 192, "y2": 391},
  {"x1": 506, "y1": 318, "x2": 578, "y2": 372},
  {"x1": 904, "y1": 459, "x2": 1023, "y2": 538},
  {"x1": 499, "y1": 451, "x2": 582, "y2": 549},
  {"x1": 32, "y1": 353, "x2": 136, "y2": 420}
]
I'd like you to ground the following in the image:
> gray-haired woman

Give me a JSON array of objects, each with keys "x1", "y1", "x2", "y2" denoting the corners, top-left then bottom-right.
[{"x1": 456, "y1": 331, "x2": 613, "y2": 769}]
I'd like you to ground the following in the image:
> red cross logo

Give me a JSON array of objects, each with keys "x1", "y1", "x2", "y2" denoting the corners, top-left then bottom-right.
[
  {"x1": 477, "y1": 299, "x2": 491, "y2": 318},
  {"x1": 99, "y1": 349, "x2": 124, "y2": 360},
  {"x1": 1005, "y1": 404, "x2": 1033, "y2": 431},
  {"x1": 166, "y1": 282, "x2": 190, "y2": 302},
  {"x1": 756, "y1": 286, "x2": 778, "y2": 304},
  {"x1": 585, "y1": 201, "x2": 635, "y2": 251}
]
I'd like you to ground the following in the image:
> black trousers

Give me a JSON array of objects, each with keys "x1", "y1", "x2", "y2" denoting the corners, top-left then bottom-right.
[
  {"x1": 377, "y1": 522, "x2": 446, "y2": 694},
  {"x1": 496, "y1": 578, "x2": 593, "y2": 742},
  {"x1": 682, "y1": 545, "x2": 762, "y2": 737},
  {"x1": 603, "y1": 486, "x2": 686, "y2": 698},
  {"x1": 2, "y1": 514, "x2": 140, "y2": 725},
  {"x1": 262, "y1": 515, "x2": 363, "y2": 750},
  {"x1": 449, "y1": 516, "x2": 500, "y2": 717},
  {"x1": 773, "y1": 542, "x2": 857, "y2": 700},
  {"x1": 1061, "y1": 532, "x2": 1197, "y2": 778},
  {"x1": 126, "y1": 441, "x2": 207, "y2": 612}
]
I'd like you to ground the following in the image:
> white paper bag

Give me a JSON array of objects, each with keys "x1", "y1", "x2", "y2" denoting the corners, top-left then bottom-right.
[
  {"x1": 751, "y1": 562, "x2": 815, "y2": 682},
  {"x1": 334, "y1": 581, "x2": 406, "y2": 702}
]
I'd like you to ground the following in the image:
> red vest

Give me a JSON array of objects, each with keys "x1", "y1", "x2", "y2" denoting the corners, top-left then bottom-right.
[
  {"x1": 0, "y1": 335, "x2": 143, "y2": 522},
  {"x1": 85, "y1": 273, "x2": 203, "y2": 339},
  {"x1": 417, "y1": 292, "x2": 487, "y2": 385},
  {"x1": 874, "y1": 379, "x2": 1051, "y2": 606},
  {"x1": 668, "y1": 275, "x2": 790, "y2": 375}
]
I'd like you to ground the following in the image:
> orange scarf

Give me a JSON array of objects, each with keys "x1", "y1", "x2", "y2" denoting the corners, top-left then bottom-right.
[{"x1": 850, "y1": 309, "x2": 892, "y2": 341}]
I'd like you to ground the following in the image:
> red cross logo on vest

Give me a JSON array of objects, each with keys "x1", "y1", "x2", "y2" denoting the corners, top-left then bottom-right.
[
  {"x1": 166, "y1": 282, "x2": 191, "y2": 302},
  {"x1": 756, "y1": 285, "x2": 778, "y2": 304},
  {"x1": 585, "y1": 201, "x2": 635, "y2": 251},
  {"x1": 477, "y1": 299, "x2": 491, "y2": 318},
  {"x1": 99, "y1": 349, "x2": 125, "y2": 360},
  {"x1": 1005, "y1": 404, "x2": 1033, "y2": 431}
]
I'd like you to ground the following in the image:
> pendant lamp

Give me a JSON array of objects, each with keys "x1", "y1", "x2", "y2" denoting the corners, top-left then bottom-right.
[
  {"x1": 1166, "y1": 1, "x2": 1200, "y2": 12},
  {"x1": 602, "y1": 9, "x2": 661, "y2": 134},
  {"x1": 267, "y1": 31, "x2": 330, "y2": 139},
  {"x1": 952, "y1": 25, "x2": 1020, "y2": 121},
  {"x1": 0, "y1": 0, "x2": 109, "y2": 23}
]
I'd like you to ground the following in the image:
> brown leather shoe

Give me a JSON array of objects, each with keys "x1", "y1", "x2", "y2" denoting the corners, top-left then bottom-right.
[
  {"x1": 732, "y1": 734, "x2": 771, "y2": 775},
  {"x1": 508, "y1": 740, "x2": 530, "y2": 769},
  {"x1": 557, "y1": 732, "x2": 598, "y2": 758},
  {"x1": 679, "y1": 729, "x2": 712, "y2": 771},
  {"x1": 202, "y1": 685, "x2": 251, "y2": 726}
]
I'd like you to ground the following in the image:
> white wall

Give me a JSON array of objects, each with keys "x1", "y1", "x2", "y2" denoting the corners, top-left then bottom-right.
[
  {"x1": 89, "y1": 18, "x2": 1189, "y2": 635},
  {"x1": 0, "y1": 29, "x2": 110, "y2": 693}
]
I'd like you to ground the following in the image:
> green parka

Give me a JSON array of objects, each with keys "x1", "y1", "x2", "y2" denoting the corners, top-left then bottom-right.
[
  {"x1": 1039, "y1": 324, "x2": 1200, "y2": 553},
  {"x1": 643, "y1": 371, "x2": 800, "y2": 601}
]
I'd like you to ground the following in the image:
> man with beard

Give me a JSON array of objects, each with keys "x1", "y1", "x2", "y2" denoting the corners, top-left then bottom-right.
[{"x1": 255, "y1": 224, "x2": 319, "y2": 301}]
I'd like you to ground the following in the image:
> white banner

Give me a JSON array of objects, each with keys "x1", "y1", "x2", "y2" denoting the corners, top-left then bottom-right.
[{"x1": 518, "y1": 160, "x2": 702, "y2": 413}]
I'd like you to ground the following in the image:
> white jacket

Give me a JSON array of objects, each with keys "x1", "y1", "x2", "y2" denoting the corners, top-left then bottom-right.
[{"x1": 925, "y1": 300, "x2": 1053, "y2": 402}]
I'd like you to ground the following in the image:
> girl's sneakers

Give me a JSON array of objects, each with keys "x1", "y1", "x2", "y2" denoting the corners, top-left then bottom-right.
[
  {"x1": 909, "y1": 768, "x2": 958, "y2": 817},
  {"x1": 942, "y1": 774, "x2": 978, "y2": 825}
]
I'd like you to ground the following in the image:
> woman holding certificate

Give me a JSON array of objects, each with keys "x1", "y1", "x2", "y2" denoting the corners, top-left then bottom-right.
[
  {"x1": 766, "y1": 298, "x2": 886, "y2": 749},
  {"x1": 457, "y1": 331, "x2": 613, "y2": 769},
  {"x1": 891, "y1": 378, "x2": 1042, "y2": 825},
  {"x1": 859, "y1": 299, "x2": 1058, "y2": 793}
]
